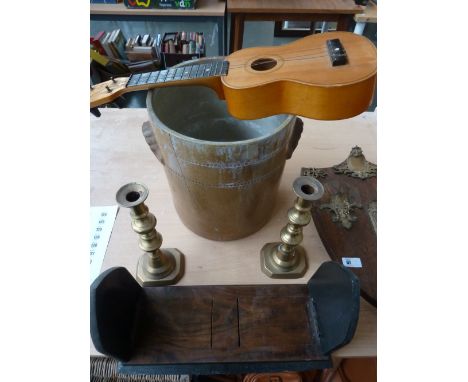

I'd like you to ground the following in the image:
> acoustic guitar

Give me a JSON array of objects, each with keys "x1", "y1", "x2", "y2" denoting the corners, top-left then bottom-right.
[{"x1": 90, "y1": 31, "x2": 376, "y2": 120}]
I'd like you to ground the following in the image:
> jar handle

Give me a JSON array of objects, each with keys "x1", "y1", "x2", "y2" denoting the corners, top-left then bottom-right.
[
  {"x1": 286, "y1": 117, "x2": 304, "y2": 160},
  {"x1": 142, "y1": 121, "x2": 165, "y2": 166}
]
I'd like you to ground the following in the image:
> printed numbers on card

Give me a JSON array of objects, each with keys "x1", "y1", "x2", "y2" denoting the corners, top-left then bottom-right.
[{"x1": 342, "y1": 257, "x2": 363, "y2": 268}]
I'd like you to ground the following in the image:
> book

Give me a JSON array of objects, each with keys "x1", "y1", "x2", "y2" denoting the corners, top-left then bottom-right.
[
  {"x1": 91, "y1": 31, "x2": 106, "y2": 55},
  {"x1": 152, "y1": 36, "x2": 161, "y2": 60},
  {"x1": 101, "y1": 32, "x2": 116, "y2": 58},
  {"x1": 123, "y1": 33, "x2": 163, "y2": 62},
  {"x1": 134, "y1": 34, "x2": 142, "y2": 46},
  {"x1": 125, "y1": 37, "x2": 134, "y2": 49},
  {"x1": 90, "y1": 47, "x2": 109, "y2": 66},
  {"x1": 129, "y1": 46, "x2": 154, "y2": 53},
  {"x1": 125, "y1": 44, "x2": 157, "y2": 62},
  {"x1": 107, "y1": 30, "x2": 120, "y2": 59},
  {"x1": 112, "y1": 29, "x2": 128, "y2": 60}
]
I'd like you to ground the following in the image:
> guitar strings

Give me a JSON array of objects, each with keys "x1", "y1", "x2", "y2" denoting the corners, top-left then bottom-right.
[
  {"x1": 233, "y1": 44, "x2": 327, "y2": 56},
  {"x1": 229, "y1": 48, "x2": 327, "y2": 62},
  {"x1": 125, "y1": 49, "x2": 330, "y2": 84},
  {"x1": 273, "y1": 53, "x2": 328, "y2": 63},
  {"x1": 122, "y1": 53, "x2": 330, "y2": 90},
  {"x1": 228, "y1": 39, "x2": 352, "y2": 64},
  {"x1": 229, "y1": 56, "x2": 326, "y2": 69},
  {"x1": 124, "y1": 51, "x2": 330, "y2": 89},
  {"x1": 228, "y1": 53, "x2": 329, "y2": 69},
  {"x1": 228, "y1": 49, "x2": 329, "y2": 69},
  {"x1": 227, "y1": 46, "x2": 329, "y2": 64}
]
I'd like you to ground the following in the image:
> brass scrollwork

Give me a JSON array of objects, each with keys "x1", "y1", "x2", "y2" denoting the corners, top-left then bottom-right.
[
  {"x1": 320, "y1": 193, "x2": 362, "y2": 229},
  {"x1": 333, "y1": 146, "x2": 377, "y2": 180},
  {"x1": 368, "y1": 201, "x2": 377, "y2": 233},
  {"x1": 301, "y1": 167, "x2": 327, "y2": 179}
]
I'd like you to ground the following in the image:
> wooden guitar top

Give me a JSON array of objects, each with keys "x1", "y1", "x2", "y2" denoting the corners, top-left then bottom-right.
[{"x1": 224, "y1": 31, "x2": 376, "y2": 89}]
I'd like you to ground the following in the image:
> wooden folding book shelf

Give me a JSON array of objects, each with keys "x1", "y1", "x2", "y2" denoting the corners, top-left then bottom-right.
[{"x1": 91, "y1": 262, "x2": 359, "y2": 374}]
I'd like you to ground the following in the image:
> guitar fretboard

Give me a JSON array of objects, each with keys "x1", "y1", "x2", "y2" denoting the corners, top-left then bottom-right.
[{"x1": 126, "y1": 59, "x2": 229, "y2": 88}]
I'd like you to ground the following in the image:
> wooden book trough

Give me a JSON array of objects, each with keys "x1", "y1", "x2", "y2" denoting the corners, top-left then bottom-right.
[{"x1": 90, "y1": 262, "x2": 360, "y2": 374}]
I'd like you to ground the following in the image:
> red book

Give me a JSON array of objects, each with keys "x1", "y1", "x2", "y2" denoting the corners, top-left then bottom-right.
[{"x1": 91, "y1": 31, "x2": 106, "y2": 55}]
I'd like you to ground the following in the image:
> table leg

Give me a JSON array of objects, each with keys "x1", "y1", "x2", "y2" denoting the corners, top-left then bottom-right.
[
  {"x1": 319, "y1": 358, "x2": 342, "y2": 382},
  {"x1": 353, "y1": 21, "x2": 366, "y2": 35},
  {"x1": 223, "y1": 11, "x2": 228, "y2": 55},
  {"x1": 229, "y1": 13, "x2": 245, "y2": 53},
  {"x1": 336, "y1": 15, "x2": 352, "y2": 31},
  {"x1": 217, "y1": 17, "x2": 225, "y2": 56}
]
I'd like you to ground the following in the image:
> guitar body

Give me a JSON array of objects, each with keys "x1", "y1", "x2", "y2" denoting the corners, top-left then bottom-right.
[
  {"x1": 221, "y1": 32, "x2": 376, "y2": 120},
  {"x1": 91, "y1": 32, "x2": 376, "y2": 121}
]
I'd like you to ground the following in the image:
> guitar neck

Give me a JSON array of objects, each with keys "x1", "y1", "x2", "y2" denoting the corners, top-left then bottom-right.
[
  {"x1": 126, "y1": 59, "x2": 229, "y2": 90},
  {"x1": 126, "y1": 59, "x2": 229, "y2": 91},
  {"x1": 90, "y1": 59, "x2": 229, "y2": 109}
]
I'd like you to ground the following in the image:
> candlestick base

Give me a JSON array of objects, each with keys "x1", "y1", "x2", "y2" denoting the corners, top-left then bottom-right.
[
  {"x1": 136, "y1": 249, "x2": 184, "y2": 286},
  {"x1": 260, "y1": 242, "x2": 307, "y2": 279}
]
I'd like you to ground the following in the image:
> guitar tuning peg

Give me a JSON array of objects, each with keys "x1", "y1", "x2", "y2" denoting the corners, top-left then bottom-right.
[
  {"x1": 90, "y1": 108, "x2": 101, "y2": 118},
  {"x1": 105, "y1": 85, "x2": 112, "y2": 93}
]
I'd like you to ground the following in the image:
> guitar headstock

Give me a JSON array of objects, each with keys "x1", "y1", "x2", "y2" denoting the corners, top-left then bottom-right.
[{"x1": 90, "y1": 77, "x2": 129, "y2": 108}]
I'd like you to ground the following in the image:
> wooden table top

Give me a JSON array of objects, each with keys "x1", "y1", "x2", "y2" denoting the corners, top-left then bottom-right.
[
  {"x1": 90, "y1": 0, "x2": 226, "y2": 17},
  {"x1": 90, "y1": 108, "x2": 376, "y2": 360},
  {"x1": 227, "y1": 0, "x2": 364, "y2": 14}
]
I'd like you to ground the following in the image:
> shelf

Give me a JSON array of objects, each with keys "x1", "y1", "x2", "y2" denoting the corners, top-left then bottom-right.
[
  {"x1": 227, "y1": 0, "x2": 364, "y2": 15},
  {"x1": 90, "y1": 0, "x2": 225, "y2": 17},
  {"x1": 90, "y1": 263, "x2": 360, "y2": 373}
]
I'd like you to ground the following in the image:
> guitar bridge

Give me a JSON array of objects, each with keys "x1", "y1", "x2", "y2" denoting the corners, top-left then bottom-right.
[{"x1": 326, "y1": 39, "x2": 348, "y2": 67}]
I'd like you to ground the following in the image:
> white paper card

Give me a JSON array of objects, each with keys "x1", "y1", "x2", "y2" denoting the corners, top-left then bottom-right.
[
  {"x1": 90, "y1": 205, "x2": 119, "y2": 284},
  {"x1": 342, "y1": 257, "x2": 363, "y2": 268}
]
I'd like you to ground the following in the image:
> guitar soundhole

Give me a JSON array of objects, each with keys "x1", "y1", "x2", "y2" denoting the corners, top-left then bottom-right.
[{"x1": 251, "y1": 58, "x2": 277, "y2": 71}]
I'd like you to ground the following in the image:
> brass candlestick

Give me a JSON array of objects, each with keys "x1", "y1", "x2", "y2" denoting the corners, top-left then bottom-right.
[
  {"x1": 116, "y1": 182, "x2": 184, "y2": 286},
  {"x1": 261, "y1": 176, "x2": 324, "y2": 278}
]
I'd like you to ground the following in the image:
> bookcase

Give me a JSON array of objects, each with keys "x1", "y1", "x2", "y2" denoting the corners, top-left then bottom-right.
[{"x1": 90, "y1": 0, "x2": 227, "y2": 57}]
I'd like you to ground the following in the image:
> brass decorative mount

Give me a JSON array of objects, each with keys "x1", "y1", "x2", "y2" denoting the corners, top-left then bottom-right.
[
  {"x1": 320, "y1": 193, "x2": 362, "y2": 230},
  {"x1": 260, "y1": 176, "x2": 324, "y2": 279},
  {"x1": 116, "y1": 182, "x2": 184, "y2": 286},
  {"x1": 333, "y1": 146, "x2": 377, "y2": 179},
  {"x1": 301, "y1": 167, "x2": 327, "y2": 179}
]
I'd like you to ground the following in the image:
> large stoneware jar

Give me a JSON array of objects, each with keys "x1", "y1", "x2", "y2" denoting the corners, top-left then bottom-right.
[{"x1": 143, "y1": 59, "x2": 301, "y2": 241}]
